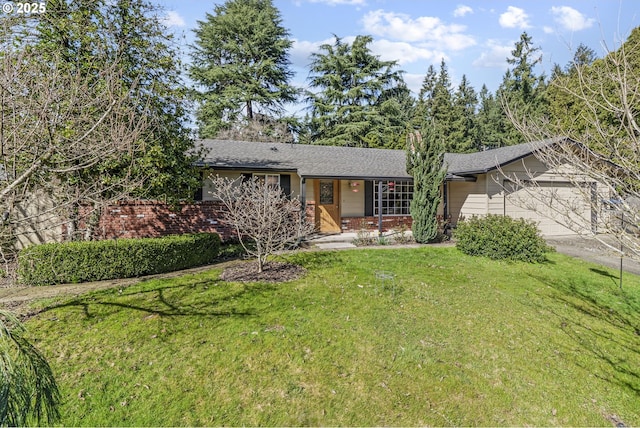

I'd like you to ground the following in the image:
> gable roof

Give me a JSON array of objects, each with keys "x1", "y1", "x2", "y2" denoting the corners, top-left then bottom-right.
[
  {"x1": 195, "y1": 138, "x2": 561, "y2": 180},
  {"x1": 443, "y1": 138, "x2": 558, "y2": 176},
  {"x1": 196, "y1": 139, "x2": 411, "y2": 180}
]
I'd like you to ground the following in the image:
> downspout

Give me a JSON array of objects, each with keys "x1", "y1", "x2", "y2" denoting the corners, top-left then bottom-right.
[
  {"x1": 443, "y1": 179, "x2": 449, "y2": 220},
  {"x1": 300, "y1": 176, "x2": 306, "y2": 218}
]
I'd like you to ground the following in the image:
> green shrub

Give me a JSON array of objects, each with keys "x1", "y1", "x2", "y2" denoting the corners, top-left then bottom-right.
[
  {"x1": 17, "y1": 233, "x2": 221, "y2": 286},
  {"x1": 454, "y1": 215, "x2": 552, "y2": 263}
]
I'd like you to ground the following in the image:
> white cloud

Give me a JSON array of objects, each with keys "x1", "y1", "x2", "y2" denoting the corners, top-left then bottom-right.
[
  {"x1": 499, "y1": 6, "x2": 531, "y2": 29},
  {"x1": 361, "y1": 9, "x2": 476, "y2": 50},
  {"x1": 371, "y1": 39, "x2": 446, "y2": 65},
  {"x1": 453, "y1": 5, "x2": 473, "y2": 18},
  {"x1": 291, "y1": 39, "x2": 326, "y2": 69},
  {"x1": 472, "y1": 39, "x2": 513, "y2": 69},
  {"x1": 162, "y1": 11, "x2": 185, "y2": 28},
  {"x1": 550, "y1": 6, "x2": 595, "y2": 31},
  {"x1": 403, "y1": 73, "x2": 426, "y2": 95}
]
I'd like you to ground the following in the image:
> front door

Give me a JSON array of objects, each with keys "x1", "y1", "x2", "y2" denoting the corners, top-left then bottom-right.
[{"x1": 315, "y1": 179, "x2": 341, "y2": 233}]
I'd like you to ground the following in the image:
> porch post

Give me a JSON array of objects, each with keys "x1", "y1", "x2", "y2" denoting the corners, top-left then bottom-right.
[
  {"x1": 378, "y1": 180, "x2": 383, "y2": 234},
  {"x1": 300, "y1": 177, "x2": 306, "y2": 220}
]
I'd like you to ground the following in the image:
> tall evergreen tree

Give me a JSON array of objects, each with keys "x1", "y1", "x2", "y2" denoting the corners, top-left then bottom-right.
[
  {"x1": 305, "y1": 35, "x2": 408, "y2": 147},
  {"x1": 406, "y1": 128, "x2": 446, "y2": 243},
  {"x1": 411, "y1": 59, "x2": 457, "y2": 151},
  {"x1": 476, "y1": 85, "x2": 504, "y2": 150},
  {"x1": 189, "y1": 0, "x2": 298, "y2": 139},
  {"x1": 497, "y1": 32, "x2": 548, "y2": 146},
  {"x1": 449, "y1": 74, "x2": 478, "y2": 153}
]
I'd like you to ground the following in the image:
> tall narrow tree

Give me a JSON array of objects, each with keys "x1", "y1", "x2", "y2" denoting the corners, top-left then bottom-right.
[
  {"x1": 450, "y1": 74, "x2": 478, "y2": 153},
  {"x1": 497, "y1": 32, "x2": 548, "y2": 146},
  {"x1": 189, "y1": 0, "x2": 298, "y2": 139},
  {"x1": 406, "y1": 128, "x2": 446, "y2": 243},
  {"x1": 476, "y1": 85, "x2": 504, "y2": 150}
]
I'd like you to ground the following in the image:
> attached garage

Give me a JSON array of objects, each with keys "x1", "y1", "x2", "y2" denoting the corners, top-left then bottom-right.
[
  {"x1": 503, "y1": 181, "x2": 594, "y2": 236},
  {"x1": 443, "y1": 140, "x2": 600, "y2": 237}
]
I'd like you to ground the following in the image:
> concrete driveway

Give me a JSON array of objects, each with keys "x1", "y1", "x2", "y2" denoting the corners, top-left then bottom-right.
[{"x1": 545, "y1": 235, "x2": 640, "y2": 276}]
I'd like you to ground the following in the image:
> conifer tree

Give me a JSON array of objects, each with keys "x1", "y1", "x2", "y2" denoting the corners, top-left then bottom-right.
[
  {"x1": 496, "y1": 32, "x2": 548, "y2": 146},
  {"x1": 450, "y1": 74, "x2": 478, "y2": 153},
  {"x1": 305, "y1": 35, "x2": 407, "y2": 147},
  {"x1": 406, "y1": 128, "x2": 446, "y2": 243},
  {"x1": 190, "y1": 0, "x2": 298, "y2": 139}
]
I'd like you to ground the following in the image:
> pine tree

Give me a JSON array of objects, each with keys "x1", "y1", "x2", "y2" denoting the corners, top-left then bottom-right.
[
  {"x1": 406, "y1": 128, "x2": 446, "y2": 243},
  {"x1": 450, "y1": 74, "x2": 478, "y2": 153},
  {"x1": 476, "y1": 85, "x2": 504, "y2": 150},
  {"x1": 305, "y1": 35, "x2": 408, "y2": 147},
  {"x1": 497, "y1": 32, "x2": 548, "y2": 146},
  {"x1": 189, "y1": 0, "x2": 298, "y2": 139}
]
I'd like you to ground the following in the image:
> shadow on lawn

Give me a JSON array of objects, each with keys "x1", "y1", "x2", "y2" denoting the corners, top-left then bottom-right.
[
  {"x1": 526, "y1": 272, "x2": 640, "y2": 396},
  {"x1": 36, "y1": 277, "x2": 275, "y2": 320},
  {"x1": 589, "y1": 267, "x2": 620, "y2": 286}
]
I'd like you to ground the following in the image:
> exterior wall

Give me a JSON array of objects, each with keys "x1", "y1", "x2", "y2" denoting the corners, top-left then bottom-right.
[
  {"x1": 447, "y1": 174, "x2": 488, "y2": 224},
  {"x1": 81, "y1": 201, "x2": 235, "y2": 241},
  {"x1": 340, "y1": 180, "x2": 365, "y2": 216},
  {"x1": 485, "y1": 156, "x2": 586, "y2": 214},
  {"x1": 14, "y1": 191, "x2": 64, "y2": 249}
]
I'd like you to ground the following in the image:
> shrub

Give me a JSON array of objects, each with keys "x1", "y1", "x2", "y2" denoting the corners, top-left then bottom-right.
[
  {"x1": 17, "y1": 233, "x2": 220, "y2": 286},
  {"x1": 454, "y1": 215, "x2": 552, "y2": 263}
]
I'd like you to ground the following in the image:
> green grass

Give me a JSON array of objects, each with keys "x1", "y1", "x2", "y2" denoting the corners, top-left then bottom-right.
[{"x1": 24, "y1": 247, "x2": 640, "y2": 426}]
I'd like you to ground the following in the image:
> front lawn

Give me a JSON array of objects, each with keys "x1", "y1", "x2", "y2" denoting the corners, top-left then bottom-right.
[{"x1": 25, "y1": 247, "x2": 640, "y2": 426}]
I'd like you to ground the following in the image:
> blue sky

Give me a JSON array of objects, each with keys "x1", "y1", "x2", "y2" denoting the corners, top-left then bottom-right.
[{"x1": 158, "y1": 0, "x2": 638, "y2": 116}]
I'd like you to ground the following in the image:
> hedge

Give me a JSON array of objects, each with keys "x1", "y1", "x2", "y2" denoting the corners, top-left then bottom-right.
[
  {"x1": 454, "y1": 214, "x2": 552, "y2": 263},
  {"x1": 18, "y1": 233, "x2": 221, "y2": 286}
]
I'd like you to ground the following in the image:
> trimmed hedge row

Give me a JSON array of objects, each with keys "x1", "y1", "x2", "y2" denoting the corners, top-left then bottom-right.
[
  {"x1": 454, "y1": 214, "x2": 552, "y2": 263},
  {"x1": 18, "y1": 233, "x2": 221, "y2": 286}
]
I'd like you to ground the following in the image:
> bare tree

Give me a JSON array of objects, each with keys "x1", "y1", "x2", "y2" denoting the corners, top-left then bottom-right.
[
  {"x1": 503, "y1": 29, "x2": 640, "y2": 260},
  {"x1": 0, "y1": 15, "x2": 150, "y2": 261},
  {"x1": 208, "y1": 175, "x2": 315, "y2": 273}
]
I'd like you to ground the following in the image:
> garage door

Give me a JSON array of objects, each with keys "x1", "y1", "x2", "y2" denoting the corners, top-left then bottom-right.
[{"x1": 504, "y1": 181, "x2": 593, "y2": 236}]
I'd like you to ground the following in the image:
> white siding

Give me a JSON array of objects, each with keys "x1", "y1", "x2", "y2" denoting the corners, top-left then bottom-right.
[
  {"x1": 486, "y1": 156, "x2": 594, "y2": 236},
  {"x1": 448, "y1": 174, "x2": 488, "y2": 223},
  {"x1": 341, "y1": 180, "x2": 365, "y2": 216}
]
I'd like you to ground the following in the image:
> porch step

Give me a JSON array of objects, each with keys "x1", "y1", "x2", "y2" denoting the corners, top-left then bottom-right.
[{"x1": 305, "y1": 232, "x2": 358, "y2": 249}]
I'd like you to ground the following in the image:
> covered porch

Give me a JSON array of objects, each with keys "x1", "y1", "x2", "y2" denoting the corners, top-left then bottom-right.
[{"x1": 301, "y1": 178, "x2": 413, "y2": 234}]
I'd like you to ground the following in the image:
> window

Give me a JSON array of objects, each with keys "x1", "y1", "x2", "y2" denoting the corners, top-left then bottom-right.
[
  {"x1": 253, "y1": 174, "x2": 280, "y2": 189},
  {"x1": 373, "y1": 180, "x2": 413, "y2": 216}
]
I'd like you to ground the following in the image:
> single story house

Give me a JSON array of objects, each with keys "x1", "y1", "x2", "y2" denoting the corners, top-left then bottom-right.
[{"x1": 188, "y1": 138, "x2": 598, "y2": 237}]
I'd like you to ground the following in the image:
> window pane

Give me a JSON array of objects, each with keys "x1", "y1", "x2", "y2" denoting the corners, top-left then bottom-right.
[{"x1": 320, "y1": 180, "x2": 334, "y2": 204}]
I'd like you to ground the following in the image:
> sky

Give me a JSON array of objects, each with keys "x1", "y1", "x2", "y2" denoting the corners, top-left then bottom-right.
[{"x1": 157, "y1": 0, "x2": 639, "y2": 116}]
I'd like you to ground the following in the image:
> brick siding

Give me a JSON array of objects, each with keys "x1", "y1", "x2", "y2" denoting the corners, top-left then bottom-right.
[
  {"x1": 340, "y1": 215, "x2": 413, "y2": 232},
  {"x1": 78, "y1": 201, "x2": 235, "y2": 241},
  {"x1": 76, "y1": 200, "x2": 414, "y2": 242}
]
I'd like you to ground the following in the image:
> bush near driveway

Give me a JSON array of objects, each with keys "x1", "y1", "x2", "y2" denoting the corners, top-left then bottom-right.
[
  {"x1": 17, "y1": 233, "x2": 220, "y2": 286},
  {"x1": 454, "y1": 214, "x2": 552, "y2": 262}
]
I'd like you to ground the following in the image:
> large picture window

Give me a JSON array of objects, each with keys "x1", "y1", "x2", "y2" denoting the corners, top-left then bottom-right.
[{"x1": 373, "y1": 180, "x2": 413, "y2": 216}]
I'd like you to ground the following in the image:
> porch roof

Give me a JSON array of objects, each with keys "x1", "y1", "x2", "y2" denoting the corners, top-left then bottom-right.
[{"x1": 196, "y1": 139, "x2": 412, "y2": 180}]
